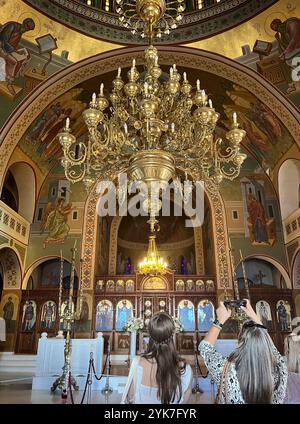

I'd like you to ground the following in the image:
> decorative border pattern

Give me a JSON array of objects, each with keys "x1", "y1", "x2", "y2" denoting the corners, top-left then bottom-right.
[{"x1": 22, "y1": 0, "x2": 278, "y2": 45}]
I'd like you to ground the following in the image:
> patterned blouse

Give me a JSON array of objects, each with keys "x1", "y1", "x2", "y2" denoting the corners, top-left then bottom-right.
[{"x1": 199, "y1": 340, "x2": 288, "y2": 404}]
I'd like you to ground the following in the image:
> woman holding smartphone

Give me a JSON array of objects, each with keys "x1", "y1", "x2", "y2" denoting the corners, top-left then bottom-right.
[{"x1": 199, "y1": 299, "x2": 288, "y2": 404}]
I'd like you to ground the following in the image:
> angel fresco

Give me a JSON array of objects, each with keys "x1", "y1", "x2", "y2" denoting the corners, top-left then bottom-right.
[{"x1": 41, "y1": 198, "x2": 73, "y2": 248}]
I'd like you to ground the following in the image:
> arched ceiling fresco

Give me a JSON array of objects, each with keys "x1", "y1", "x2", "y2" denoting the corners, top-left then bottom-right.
[
  {"x1": 1, "y1": 46, "x2": 299, "y2": 189},
  {"x1": 22, "y1": 0, "x2": 278, "y2": 45}
]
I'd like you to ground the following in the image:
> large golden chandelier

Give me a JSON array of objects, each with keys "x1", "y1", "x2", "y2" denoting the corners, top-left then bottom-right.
[
  {"x1": 138, "y1": 216, "x2": 168, "y2": 275},
  {"x1": 59, "y1": 0, "x2": 247, "y2": 193}
]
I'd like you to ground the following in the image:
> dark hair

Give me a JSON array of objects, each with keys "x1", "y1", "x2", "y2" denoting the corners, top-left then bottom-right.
[
  {"x1": 270, "y1": 19, "x2": 282, "y2": 30},
  {"x1": 143, "y1": 312, "x2": 185, "y2": 404},
  {"x1": 228, "y1": 320, "x2": 276, "y2": 404}
]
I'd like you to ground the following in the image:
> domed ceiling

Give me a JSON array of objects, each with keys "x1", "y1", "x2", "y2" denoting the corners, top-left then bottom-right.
[{"x1": 23, "y1": 0, "x2": 278, "y2": 45}]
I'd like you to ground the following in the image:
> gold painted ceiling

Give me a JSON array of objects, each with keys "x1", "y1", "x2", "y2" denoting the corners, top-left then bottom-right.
[{"x1": 0, "y1": 0, "x2": 299, "y2": 61}]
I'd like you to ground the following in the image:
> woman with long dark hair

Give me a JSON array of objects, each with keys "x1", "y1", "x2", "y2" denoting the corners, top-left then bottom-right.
[
  {"x1": 283, "y1": 331, "x2": 300, "y2": 403},
  {"x1": 122, "y1": 312, "x2": 192, "y2": 404},
  {"x1": 199, "y1": 299, "x2": 288, "y2": 404}
]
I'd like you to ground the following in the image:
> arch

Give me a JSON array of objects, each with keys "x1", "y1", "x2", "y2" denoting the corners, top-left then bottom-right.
[
  {"x1": 22, "y1": 256, "x2": 79, "y2": 290},
  {"x1": 255, "y1": 300, "x2": 273, "y2": 330},
  {"x1": 278, "y1": 159, "x2": 300, "y2": 220},
  {"x1": 3, "y1": 46, "x2": 298, "y2": 289},
  {"x1": 198, "y1": 300, "x2": 215, "y2": 332},
  {"x1": 95, "y1": 300, "x2": 113, "y2": 331},
  {"x1": 106, "y1": 186, "x2": 232, "y2": 289},
  {"x1": 2, "y1": 162, "x2": 36, "y2": 223},
  {"x1": 292, "y1": 249, "x2": 300, "y2": 289},
  {"x1": 115, "y1": 299, "x2": 133, "y2": 331},
  {"x1": 1, "y1": 45, "x2": 299, "y2": 189},
  {"x1": 178, "y1": 300, "x2": 195, "y2": 332},
  {"x1": 0, "y1": 247, "x2": 22, "y2": 290},
  {"x1": 236, "y1": 254, "x2": 292, "y2": 289},
  {"x1": 0, "y1": 170, "x2": 19, "y2": 213},
  {"x1": 142, "y1": 276, "x2": 168, "y2": 291}
]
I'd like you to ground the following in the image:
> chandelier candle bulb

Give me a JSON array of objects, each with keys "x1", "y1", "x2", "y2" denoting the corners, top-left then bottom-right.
[
  {"x1": 117, "y1": 67, "x2": 121, "y2": 78},
  {"x1": 201, "y1": 90, "x2": 206, "y2": 103},
  {"x1": 196, "y1": 79, "x2": 201, "y2": 91},
  {"x1": 100, "y1": 83, "x2": 104, "y2": 96},
  {"x1": 183, "y1": 72, "x2": 187, "y2": 82},
  {"x1": 65, "y1": 117, "x2": 70, "y2": 130},
  {"x1": 92, "y1": 92, "x2": 97, "y2": 105},
  {"x1": 233, "y1": 112, "x2": 237, "y2": 125},
  {"x1": 209, "y1": 99, "x2": 213, "y2": 109},
  {"x1": 144, "y1": 82, "x2": 149, "y2": 95}
]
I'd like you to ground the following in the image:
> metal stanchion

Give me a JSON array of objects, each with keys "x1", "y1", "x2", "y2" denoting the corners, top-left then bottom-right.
[{"x1": 101, "y1": 340, "x2": 113, "y2": 396}]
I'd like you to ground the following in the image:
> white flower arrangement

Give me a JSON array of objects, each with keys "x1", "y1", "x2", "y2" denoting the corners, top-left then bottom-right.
[
  {"x1": 123, "y1": 317, "x2": 144, "y2": 333},
  {"x1": 172, "y1": 316, "x2": 184, "y2": 333}
]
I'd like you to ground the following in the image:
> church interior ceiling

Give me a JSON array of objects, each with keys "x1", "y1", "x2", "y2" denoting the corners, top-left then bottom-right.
[{"x1": 21, "y1": 0, "x2": 278, "y2": 45}]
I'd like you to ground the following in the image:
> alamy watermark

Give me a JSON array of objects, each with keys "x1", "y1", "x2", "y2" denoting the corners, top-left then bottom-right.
[{"x1": 96, "y1": 173, "x2": 205, "y2": 228}]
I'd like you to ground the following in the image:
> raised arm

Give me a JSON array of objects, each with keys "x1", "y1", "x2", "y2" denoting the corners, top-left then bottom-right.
[
  {"x1": 203, "y1": 301, "x2": 232, "y2": 346},
  {"x1": 198, "y1": 302, "x2": 232, "y2": 385}
]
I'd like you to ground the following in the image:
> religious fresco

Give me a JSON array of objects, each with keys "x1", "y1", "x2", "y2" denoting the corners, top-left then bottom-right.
[
  {"x1": 19, "y1": 89, "x2": 86, "y2": 176},
  {"x1": 220, "y1": 155, "x2": 286, "y2": 266},
  {"x1": 178, "y1": 300, "x2": 195, "y2": 332},
  {"x1": 40, "y1": 300, "x2": 56, "y2": 331},
  {"x1": 256, "y1": 14, "x2": 300, "y2": 105},
  {"x1": 74, "y1": 293, "x2": 92, "y2": 333},
  {"x1": 59, "y1": 300, "x2": 74, "y2": 331},
  {"x1": 40, "y1": 198, "x2": 73, "y2": 248},
  {"x1": 0, "y1": 293, "x2": 19, "y2": 333},
  {"x1": 115, "y1": 299, "x2": 133, "y2": 332},
  {"x1": 0, "y1": 18, "x2": 35, "y2": 99},
  {"x1": 256, "y1": 300, "x2": 273, "y2": 330},
  {"x1": 21, "y1": 299, "x2": 36, "y2": 331},
  {"x1": 126, "y1": 280, "x2": 135, "y2": 292},
  {"x1": 23, "y1": 167, "x2": 85, "y2": 272},
  {"x1": 220, "y1": 84, "x2": 293, "y2": 171},
  {"x1": 95, "y1": 300, "x2": 113, "y2": 332},
  {"x1": 276, "y1": 300, "x2": 292, "y2": 332},
  {"x1": 198, "y1": 300, "x2": 215, "y2": 333}
]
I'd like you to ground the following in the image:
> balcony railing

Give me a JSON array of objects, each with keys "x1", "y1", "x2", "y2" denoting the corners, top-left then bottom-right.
[{"x1": 0, "y1": 201, "x2": 30, "y2": 245}]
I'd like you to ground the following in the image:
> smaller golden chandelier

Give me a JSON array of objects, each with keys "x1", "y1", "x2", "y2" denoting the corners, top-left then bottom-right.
[{"x1": 139, "y1": 215, "x2": 168, "y2": 275}]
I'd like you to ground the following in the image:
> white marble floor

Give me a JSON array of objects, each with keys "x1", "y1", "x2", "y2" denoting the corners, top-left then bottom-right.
[{"x1": 0, "y1": 372, "x2": 214, "y2": 404}]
